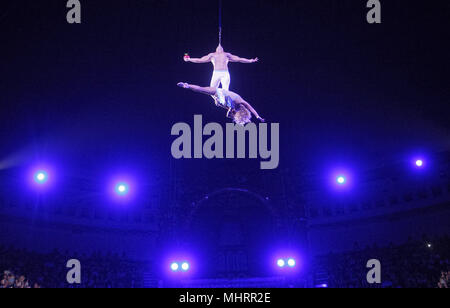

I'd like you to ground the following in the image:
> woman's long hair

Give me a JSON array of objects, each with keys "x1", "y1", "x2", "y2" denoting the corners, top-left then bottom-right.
[{"x1": 232, "y1": 105, "x2": 252, "y2": 126}]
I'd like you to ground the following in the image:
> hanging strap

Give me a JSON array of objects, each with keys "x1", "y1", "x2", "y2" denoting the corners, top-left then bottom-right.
[{"x1": 218, "y1": 0, "x2": 223, "y2": 45}]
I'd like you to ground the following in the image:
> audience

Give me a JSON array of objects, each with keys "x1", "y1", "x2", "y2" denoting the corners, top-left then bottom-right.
[
  {"x1": 0, "y1": 247, "x2": 145, "y2": 288},
  {"x1": 437, "y1": 271, "x2": 449, "y2": 288},
  {"x1": 1, "y1": 235, "x2": 448, "y2": 288},
  {"x1": 316, "y1": 235, "x2": 450, "y2": 288}
]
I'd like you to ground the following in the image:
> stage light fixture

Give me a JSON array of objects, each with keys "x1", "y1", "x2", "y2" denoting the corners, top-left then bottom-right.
[
  {"x1": 181, "y1": 262, "x2": 190, "y2": 271},
  {"x1": 170, "y1": 262, "x2": 179, "y2": 271},
  {"x1": 337, "y1": 176, "x2": 346, "y2": 185},
  {"x1": 34, "y1": 171, "x2": 48, "y2": 184},
  {"x1": 287, "y1": 258, "x2": 296, "y2": 268},
  {"x1": 115, "y1": 182, "x2": 129, "y2": 196},
  {"x1": 277, "y1": 259, "x2": 286, "y2": 268}
]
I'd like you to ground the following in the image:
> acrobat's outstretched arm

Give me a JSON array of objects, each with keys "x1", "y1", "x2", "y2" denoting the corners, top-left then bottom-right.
[
  {"x1": 228, "y1": 54, "x2": 259, "y2": 64},
  {"x1": 184, "y1": 53, "x2": 213, "y2": 64},
  {"x1": 239, "y1": 100, "x2": 265, "y2": 122}
]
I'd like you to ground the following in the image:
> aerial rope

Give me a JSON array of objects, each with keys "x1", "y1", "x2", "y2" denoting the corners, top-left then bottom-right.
[{"x1": 218, "y1": 0, "x2": 223, "y2": 45}]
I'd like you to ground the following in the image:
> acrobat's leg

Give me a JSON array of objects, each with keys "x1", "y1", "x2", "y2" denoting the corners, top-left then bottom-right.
[
  {"x1": 210, "y1": 72, "x2": 221, "y2": 89},
  {"x1": 177, "y1": 83, "x2": 216, "y2": 96},
  {"x1": 209, "y1": 72, "x2": 223, "y2": 105},
  {"x1": 210, "y1": 71, "x2": 231, "y2": 91},
  {"x1": 221, "y1": 72, "x2": 231, "y2": 91}
]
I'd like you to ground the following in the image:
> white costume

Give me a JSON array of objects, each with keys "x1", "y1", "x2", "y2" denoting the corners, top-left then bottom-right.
[{"x1": 210, "y1": 70, "x2": 231, "y2": 91}]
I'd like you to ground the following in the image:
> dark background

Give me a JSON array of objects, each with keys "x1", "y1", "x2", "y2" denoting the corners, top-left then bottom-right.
[{"x1": 1, "y1": 0, "x2": 449, "y2": 186}]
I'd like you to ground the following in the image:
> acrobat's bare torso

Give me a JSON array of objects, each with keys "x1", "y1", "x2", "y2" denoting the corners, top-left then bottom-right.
[
  {"x1": 184, "y1": 45, "x2": 258, "y2": 91},
  {"x1": 210, "y1": 52, "x2": 231, "y2": 71}
]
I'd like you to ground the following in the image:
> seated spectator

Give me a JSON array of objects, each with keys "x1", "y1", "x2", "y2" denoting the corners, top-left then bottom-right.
[{"x1": 437, "y1": 271, "x2": 449, "y2": 288}]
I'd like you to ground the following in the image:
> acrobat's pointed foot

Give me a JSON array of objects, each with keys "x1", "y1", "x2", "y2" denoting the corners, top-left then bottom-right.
[
  {"x1": 177, "y1": 82, "x2": 189, "y2": 89},
  {"x1": 257, "y1": 116, "x2": 266, "y2": 123}
]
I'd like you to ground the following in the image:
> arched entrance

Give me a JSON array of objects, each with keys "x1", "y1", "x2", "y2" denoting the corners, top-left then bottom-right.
[{"x1": 185, "y1": 188, "x2": 279, "y2": 278}]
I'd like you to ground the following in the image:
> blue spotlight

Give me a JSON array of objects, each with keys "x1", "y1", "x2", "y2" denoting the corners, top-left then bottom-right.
[
  {"x1": 34, "y1": 171, "x2": 48, "y2": 184},
  {"x1": 277, "y1": 259, "x2": 286, "y2": 268},
  {"x1": 181, "y1": 262, "x2": 190, "y2": 272},
  {"x1": 415, "y1": 159, "x2": 424, "y2": 168},
  {"x1": 170, "y1": 262, "x2": 179, "y2": 272},
  {"x1": 287, "y1": 258, "x2": 296, "y2": 268},
  {"x1": 115, "y1": 182, "x2": 129, "y2": 196},
  {"x1": 337, "y1": 176, "x2": 346, "y2": 185}
]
